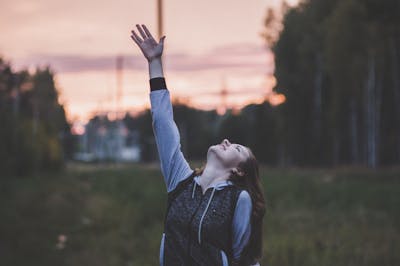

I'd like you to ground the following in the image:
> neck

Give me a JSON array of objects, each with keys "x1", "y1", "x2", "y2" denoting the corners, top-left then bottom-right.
[{"x1": 198, "y1": 162, "x2": 230, "y2": 193}]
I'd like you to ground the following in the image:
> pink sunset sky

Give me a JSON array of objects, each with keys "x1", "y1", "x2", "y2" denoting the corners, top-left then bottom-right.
[{"x1": 0, "y1": 0, "x2": 299, "y2": 123}]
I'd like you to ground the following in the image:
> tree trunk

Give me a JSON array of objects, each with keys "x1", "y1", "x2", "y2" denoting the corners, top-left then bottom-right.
[
  {"x1": 375, "y1": 69, "x2": 383, "y2": 167},
  {"x1": 349, "y1": 99, "x2": 359, "y2": 163},
  {"x1": 313, "y1": 52, "x2": 323, "y2": 163},
  {"x1": 390, "y1": 37, "x2": 400, "y2": 162},
  {"x1": 332, "y1": 127, "x2": 339, "y2": 166},
  {"x1": 365, "y1": 53, "x2": 377, "y2": 168}
]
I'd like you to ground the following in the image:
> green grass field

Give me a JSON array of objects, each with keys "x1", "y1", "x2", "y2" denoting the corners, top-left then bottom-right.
[{"x1": 1, "y1": 163, "x2": 399, "y2": 266}]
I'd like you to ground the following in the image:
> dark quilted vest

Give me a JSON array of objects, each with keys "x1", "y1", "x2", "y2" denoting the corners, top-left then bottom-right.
[{"x1": 163, "y1": 172, "x2": 242, "y2": 266}]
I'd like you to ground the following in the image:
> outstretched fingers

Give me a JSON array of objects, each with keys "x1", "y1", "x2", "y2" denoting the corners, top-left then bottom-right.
[
  {"x1": 131, "y1": 29, "x2": 142, "y2": 44},
  {"x1": 142, "y1": 24, "x2": 155, "y2": 40},
  {"x1": 136, "y1": 24, "x2": 148, "y2": 40}
]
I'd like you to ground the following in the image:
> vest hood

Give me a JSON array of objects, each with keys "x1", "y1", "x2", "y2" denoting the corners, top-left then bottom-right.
[{"x1": 193, "y1": 175, "x2": 234, "y2": 191}]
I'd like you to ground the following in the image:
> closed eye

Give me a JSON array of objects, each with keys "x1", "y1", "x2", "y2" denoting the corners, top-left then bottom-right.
[{"x1": 236, "y1": 146, "x2": 241, "y2": 152}]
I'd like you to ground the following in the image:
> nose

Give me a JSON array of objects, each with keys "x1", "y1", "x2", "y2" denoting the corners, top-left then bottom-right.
[{"x1": 222, "y1": 139, "x2": 231, "y2": 146}]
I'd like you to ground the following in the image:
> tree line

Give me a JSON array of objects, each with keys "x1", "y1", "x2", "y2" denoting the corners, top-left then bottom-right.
[
  {"x1": 0, "y1": 58, "x2": 72, "y2": 175},
  {"x1": 122, "y1": 100, "x2": 286, "y2": 166},
  {"x1": 263, "y1": 0, "x2": 400, "y2": 167}
]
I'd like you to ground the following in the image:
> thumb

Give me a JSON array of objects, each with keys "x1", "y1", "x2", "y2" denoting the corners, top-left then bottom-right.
[{"x1": 159, "y1": 35, "x2": 166, "y2": 44}]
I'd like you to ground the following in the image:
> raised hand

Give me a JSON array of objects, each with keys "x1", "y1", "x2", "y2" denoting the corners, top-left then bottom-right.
[{"x1": 130, "y1": 24, "x2": 166, "y2": 62}]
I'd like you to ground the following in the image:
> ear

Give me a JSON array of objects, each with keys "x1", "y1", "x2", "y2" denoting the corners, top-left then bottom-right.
[{"x1": 232, "y1": 168, "x2": 245, "y2": 177}]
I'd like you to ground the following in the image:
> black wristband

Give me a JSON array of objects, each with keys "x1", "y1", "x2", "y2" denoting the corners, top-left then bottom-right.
[{"x1": 150, "y1": 77, "x2": 167, "y2": 91}]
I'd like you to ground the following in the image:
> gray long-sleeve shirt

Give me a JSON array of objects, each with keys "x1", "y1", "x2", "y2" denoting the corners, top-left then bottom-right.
[{"x1": 150, "y1": 85, "x2": 255, "y2": 265}]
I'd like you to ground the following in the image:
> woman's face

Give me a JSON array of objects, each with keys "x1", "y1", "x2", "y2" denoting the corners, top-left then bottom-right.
[{"x1": 207, "y1": 139, "x2": 250, "y2": 169}]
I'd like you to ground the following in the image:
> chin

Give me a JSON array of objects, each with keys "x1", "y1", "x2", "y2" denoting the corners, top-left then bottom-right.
[
  {"x1": 207, "y1": 145, "x2": 217, "y2": 154},
  {"x1": 207, "y1": 145, "x2": 222, "y2": 159},
  {"x1": 211, "y1": 144, "x2": 223, "y2": 150}
]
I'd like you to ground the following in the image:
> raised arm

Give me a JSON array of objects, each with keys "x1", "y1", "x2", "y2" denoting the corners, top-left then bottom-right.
[
  {"x1": 130, "y1": 24, "x2": 193, "y2": 192},
  {"x1": 130, "y1": 24, "x2": 165, "y2": 78}
]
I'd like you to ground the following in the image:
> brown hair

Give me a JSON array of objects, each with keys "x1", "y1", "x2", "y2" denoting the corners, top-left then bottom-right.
[{"x1": 229, "y1": 148, "x2": 266, "y2": 265}]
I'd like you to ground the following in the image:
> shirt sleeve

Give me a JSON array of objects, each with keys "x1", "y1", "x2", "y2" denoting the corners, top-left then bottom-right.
[
  {"x1": 232, "y1": 190, "x2": 252, "y2": 260},
  {"x1": 149, "y1": 81, "x2": 193, "y2": 193}
]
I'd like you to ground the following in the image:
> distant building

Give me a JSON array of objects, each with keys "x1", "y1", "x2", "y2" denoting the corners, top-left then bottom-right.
[{"x1": 73, "y1": 116, "x2": 140, "y2": 162}]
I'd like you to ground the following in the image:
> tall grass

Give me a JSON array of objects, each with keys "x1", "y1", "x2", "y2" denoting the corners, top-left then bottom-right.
[{"x1": 0, "y1": 164, "x2": 399, "y2": 266}]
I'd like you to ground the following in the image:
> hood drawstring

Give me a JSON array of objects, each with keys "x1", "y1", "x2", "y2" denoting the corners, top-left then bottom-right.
[
  {"x1": 198, "y1": 187, "x2": 216, "y2": 244},
  {"x1": 192, "y1": 182, "x2": 196, "y2": 199}
]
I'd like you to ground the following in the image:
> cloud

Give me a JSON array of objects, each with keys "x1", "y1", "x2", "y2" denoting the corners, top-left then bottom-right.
[{"x1": 13, "y1": 43, "x2": 273, "y2": 74}]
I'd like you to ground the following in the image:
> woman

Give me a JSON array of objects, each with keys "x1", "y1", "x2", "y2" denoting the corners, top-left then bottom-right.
[{"x1": 130, "y1": 24, "x2": 265, "y2": 266}]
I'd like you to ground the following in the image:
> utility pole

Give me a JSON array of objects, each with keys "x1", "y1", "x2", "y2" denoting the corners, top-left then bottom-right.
[
  {"x1": 157, "y1": 0, "x2": 163, "y2": 39},
  {"x1": 114, "y1": 56, "x2": 124, "y2": 162},
  {"x1": 116, "y1": 56, "x2": 123, "y2": 118},
  {"x1": 219, "y1": 76, "x2": 228, "y2": 115}
]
